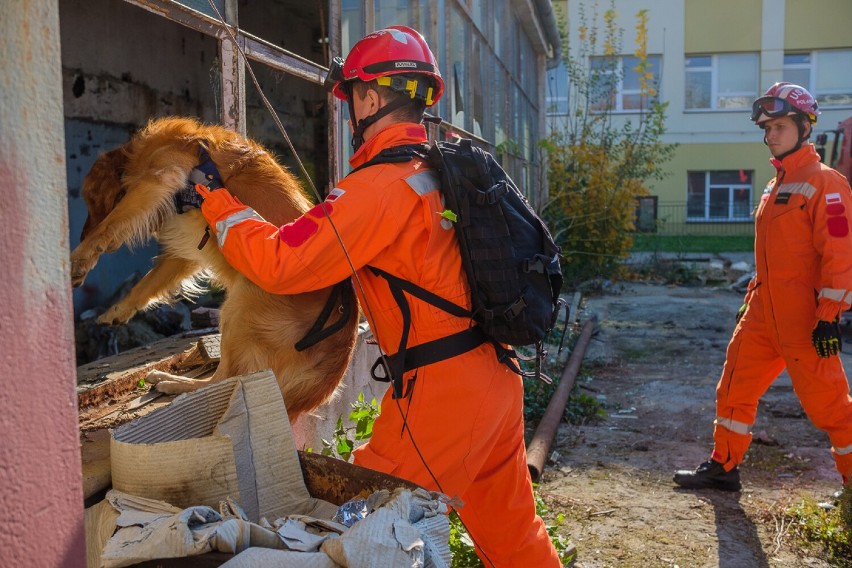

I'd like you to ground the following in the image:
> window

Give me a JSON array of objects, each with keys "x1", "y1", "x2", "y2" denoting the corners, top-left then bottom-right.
[
  {"x1": 448, "y1": 4, "x2": 469, "y2": 130},
  {"x1": 589, "y1": 55, "x2": 661, "y2": 112},
  {"x1": 784, "y1": 49, "x2": 852, "y2": 107},
  {"x1": 546, "y1": 62, "x2": 569, "y2": 115},
  {"x1": 687, "y1": 171, "x2": 753, "y2": 221},
  {"x1": 685, "y1": 54, "x2": 758, "y2": 110}
]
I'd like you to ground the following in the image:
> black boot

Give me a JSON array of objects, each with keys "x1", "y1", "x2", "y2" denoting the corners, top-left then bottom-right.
[{"x1": 673, "y1": 460, "x2": 741, "y2": 491}]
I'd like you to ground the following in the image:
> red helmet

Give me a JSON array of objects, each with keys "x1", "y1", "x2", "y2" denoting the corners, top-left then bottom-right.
[
  {"x1": 751, "y1": 82, "x2": 819, "y2": 125},
  {"x1": 326, "y1": 26, "x2": 444, "y2": 107}
]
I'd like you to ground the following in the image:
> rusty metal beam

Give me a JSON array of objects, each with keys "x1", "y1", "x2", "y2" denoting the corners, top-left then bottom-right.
[{"x1": 120, "y1": 0, "x2": 329, "y2": 84}]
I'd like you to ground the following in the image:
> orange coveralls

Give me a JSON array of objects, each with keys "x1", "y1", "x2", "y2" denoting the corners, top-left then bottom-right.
[
  {"x1": 198, "y1": 122, "x2": 561, "y2": 566},
  {"x1": 713, "y1": 143, "x2": 852, "y2": 483}
]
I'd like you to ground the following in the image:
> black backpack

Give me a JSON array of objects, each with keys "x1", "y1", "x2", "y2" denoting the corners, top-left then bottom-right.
[{"x1": 357, "y1": 138, "x2": 565, "y2": 398}]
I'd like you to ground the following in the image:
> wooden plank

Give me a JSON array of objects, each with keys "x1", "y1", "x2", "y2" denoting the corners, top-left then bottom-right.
[
  {"x1": 76, "y1": 333, "x2": 220, "y2": 410},
  {"x1": 81, "y1": 429, "x2": 112, "y2": 502}
]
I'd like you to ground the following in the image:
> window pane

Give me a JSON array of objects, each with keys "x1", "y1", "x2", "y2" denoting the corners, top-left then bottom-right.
[
  {"x1": 710, "y1": 171, "x2": 746, "y2": 185},
  {"x1": 448, "y1": 5, "x2": 468, "y2": 128},
  {"x1": 623, "y1": 55, "x2": 659, "y2": 90},
  {"x1": 589, "y1": 57, "x2": 617, "y2": 111},
  {"x1": 733, "y1": 187, "x2": 752, "y2": 218},
  {"x1": 590, "y1": 84, "x2": 616, "y2": 111},
  {"x1": 623, "y1": 56, "x2": 642, "y2": 90},
  {"x1": 686, "y1": 71, "x2": 711, "y2": 108},
  {"x1": 784, "y1": 53, "x2": 811, "y2": 65},
  {"x1": 816, "y1": 49, "x2": 852, "y2": 91},
  {"x1": 718, "y1": 54, "x2": 758, "y2": 94},
  {"x1": 547, "y1": 64, "x2": 569, "y2": 114},
  {"x1": 687, "y1": 172, "x2": 706, "y2": 217},
  {"x1": 623, "y1": 94, "x2": 644, "y2": 109},
  {"x1": 717, "y1": 95, "x2": 752, "y2": 109},
  {"x1": 783, "y1": 68, "x2": 810, "y2": 88},
  {"x1": 341, "y1": 0, "x2": 365, "y2": 53},
  {"x1": 374, "y1": 0, "x2": 410, "y2": 29},
  {"x1": 709, "y1": 187, "x2": 729, "y2": 219},
  {"x1": 686, "y1": 56, "x2": 711, "y2": 68}
]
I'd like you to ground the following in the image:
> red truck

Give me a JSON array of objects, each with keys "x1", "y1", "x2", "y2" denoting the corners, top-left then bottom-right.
[{"x1": 815, "y1": 116, "x2": 852, "y2": 181}]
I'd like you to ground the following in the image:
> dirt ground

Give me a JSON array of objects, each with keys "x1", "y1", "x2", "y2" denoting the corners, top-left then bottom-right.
[{"x1": 539, "y1": 280, "x2": 849, "y2": 568}]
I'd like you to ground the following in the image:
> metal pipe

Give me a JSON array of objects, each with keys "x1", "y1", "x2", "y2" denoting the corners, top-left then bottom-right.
[{"x1": 527, "y1": 319, "x2": 595, "y2": 483}]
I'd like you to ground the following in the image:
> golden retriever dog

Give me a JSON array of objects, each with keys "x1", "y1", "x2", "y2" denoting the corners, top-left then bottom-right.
[{"x1": 70, "y1": 116, "x2": 359, "y2": 420}]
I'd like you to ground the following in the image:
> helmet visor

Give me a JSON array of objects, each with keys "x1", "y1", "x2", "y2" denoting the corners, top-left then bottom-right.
[{"x1": 751, "y1": 96, "x2": 795, "y2": 122}]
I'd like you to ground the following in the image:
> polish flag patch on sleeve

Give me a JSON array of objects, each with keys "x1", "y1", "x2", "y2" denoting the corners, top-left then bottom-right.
[{"x1": 326, "y1": 187, "x2": 346, "y2": 202}]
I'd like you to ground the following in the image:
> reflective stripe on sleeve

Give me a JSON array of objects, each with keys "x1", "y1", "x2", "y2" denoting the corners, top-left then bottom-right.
[
  {"x1": 819, "y1": 288, "x2": 849, "y2": 302},
  {"x1": 215, "y1": 208, "x2": 265, "y2": 248},
  {"x1": 714, "y1": 416, "x2": 752, "y2": 435},
  {"x1": 834, "y1": 443, "x2": 852, "y2": 456}
]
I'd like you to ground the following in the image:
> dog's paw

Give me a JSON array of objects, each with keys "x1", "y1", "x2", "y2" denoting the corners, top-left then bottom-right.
[
  {"x1": 70, "y1": 250, "x2": 97, "y2": 288},
  {"x1": 70, "y1": 260, "x2": 92, "y2": 288},
  {"x1": 97, "y1": 303, "x2": 138, "y2": 326}
]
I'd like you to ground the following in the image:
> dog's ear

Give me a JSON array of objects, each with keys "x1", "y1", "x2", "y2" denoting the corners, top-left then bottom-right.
[{"x1": 80, "y1": 148, "x2": 129, "y2": 241}]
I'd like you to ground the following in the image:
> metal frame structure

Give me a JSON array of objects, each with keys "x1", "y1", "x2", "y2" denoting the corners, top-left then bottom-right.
[{"x1": 119, "y1": 0, "x2": 345, "y2": 185}]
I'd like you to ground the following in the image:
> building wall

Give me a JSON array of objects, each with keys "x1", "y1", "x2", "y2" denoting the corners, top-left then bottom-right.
[
  {"x1": 786, "y1": 0, "x2": 851, "y2": 51},
  {"x1": 685, "y1": 0, "x2": 762, "y2": 53},
  {"x1": 0, "y1": 1, "x2": 86, "y2": 566}
]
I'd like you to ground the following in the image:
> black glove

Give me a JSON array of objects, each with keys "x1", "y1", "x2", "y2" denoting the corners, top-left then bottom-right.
[
  {"x1": 189, "y1": 150, "x2": 224, "y2": 192},
  {"x1": 812, "y1": 319, "x2": 842, "y2": 358},
  {"x1": 175, "y1": 146, "x2": 224, "y2": 214},
  {"x1": 736, "y1": 303, "x2": 747, "y2": 324}
]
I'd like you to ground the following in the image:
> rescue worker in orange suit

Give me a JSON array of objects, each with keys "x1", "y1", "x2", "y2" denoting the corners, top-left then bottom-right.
[
  {"x1": 190, "y1": 26, "x2": 562, "y2": 567},
  {"x1": 674, "y1": 83, "x2": 852, "y2": 498}
]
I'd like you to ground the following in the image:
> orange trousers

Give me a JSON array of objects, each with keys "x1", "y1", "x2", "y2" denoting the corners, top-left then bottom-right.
[
  {"x1": 353, "y1": 343, "x2": 562, "y2": 567},
  {"x1": 712, "y1": 294, "x2": 852, "y2": 483}
]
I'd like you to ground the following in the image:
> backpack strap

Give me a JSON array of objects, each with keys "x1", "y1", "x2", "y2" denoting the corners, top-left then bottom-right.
[
  {"x1": 294, "y1": 279, "x2": 355, "y2": 352},
  {"x1": 368, "y1": 266, "x2": 525, "y2": 397}
]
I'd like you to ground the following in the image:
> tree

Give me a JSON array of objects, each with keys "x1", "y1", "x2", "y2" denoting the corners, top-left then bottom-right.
[{"x1": 543, "y1": 1, "x2": 676, "y2": 286}]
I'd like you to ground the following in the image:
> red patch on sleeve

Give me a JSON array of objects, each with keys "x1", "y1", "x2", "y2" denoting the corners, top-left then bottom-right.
[
  {"x1": 827, "y1": 216, "x2": 849, "y2": 237},
  {"x1": 279, "y1": 216, "x2": 318, "y2": 247},
  {"x1": 307, "y1": 203, "x2": 333, "y2": 218},
  {"x1": 826, "y1": 203, "x2": 846, "y2": 216}
]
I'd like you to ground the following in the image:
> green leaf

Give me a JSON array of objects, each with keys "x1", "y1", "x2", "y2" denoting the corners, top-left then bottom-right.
[
  {"x1": 336, "y1": 437, "x2": 354, "y2": 459},
  {"x1": 438, "y1": 209, "x2": 457, "y2": 223}
]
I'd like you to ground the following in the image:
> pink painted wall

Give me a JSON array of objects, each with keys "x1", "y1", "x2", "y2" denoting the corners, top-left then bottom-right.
[{"x1": 0, "y1": 1, "x2": 86, "y2": 566}]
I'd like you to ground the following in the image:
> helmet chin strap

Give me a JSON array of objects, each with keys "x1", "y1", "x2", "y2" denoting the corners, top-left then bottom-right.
[{"x1": 349, "y1": 96, "x2": 411, "y2": 151}]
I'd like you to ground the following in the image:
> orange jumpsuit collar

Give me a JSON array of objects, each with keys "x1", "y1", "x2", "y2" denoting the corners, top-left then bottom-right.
[
  {"x1": 349, "y1": 122, "x2": 428, "y2": 169},
  {"x1": 770, "y1": 143, "x2": 819, "y2": 174}
]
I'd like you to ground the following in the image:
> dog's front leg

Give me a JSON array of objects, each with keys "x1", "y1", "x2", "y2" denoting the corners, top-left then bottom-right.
[
  {"x1": 99, "y1": 254, "x2": 202, "y2": 325},
  {"x1": 70, "y1": 239, "x2": 111, "y2": 288},
  {"x1": 146, "y1": 369, "x2": 214, "y2": 393}
]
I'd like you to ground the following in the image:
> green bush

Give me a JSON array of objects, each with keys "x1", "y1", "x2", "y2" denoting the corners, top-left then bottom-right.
[
  {"x1": 784, "y1": 497, "x2": 852, "y2": 567},
  {"x1": 543, "y1": 2, "x2": 676, "y2": 288}
]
